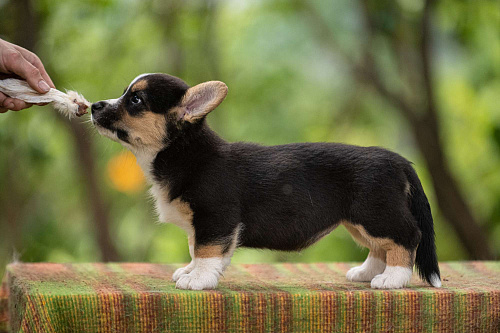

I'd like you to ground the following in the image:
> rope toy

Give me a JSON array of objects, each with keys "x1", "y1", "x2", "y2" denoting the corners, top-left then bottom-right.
[{"x1": 0, "y1": 78, "x2": 90, "y2": 117}]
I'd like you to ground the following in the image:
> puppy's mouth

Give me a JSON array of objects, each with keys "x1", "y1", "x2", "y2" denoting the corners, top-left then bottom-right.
[
  {"x1": 91, "y1": 114, "x2": 110, "y2": 134},
  {"x1": 91, "y1": 115, "x2": 129, "y2": 143}
]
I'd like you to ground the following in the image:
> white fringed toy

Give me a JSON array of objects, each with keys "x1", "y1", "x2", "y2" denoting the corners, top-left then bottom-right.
[{"x1": 0, "y1": 78, "x2": 90, "y2": 117}]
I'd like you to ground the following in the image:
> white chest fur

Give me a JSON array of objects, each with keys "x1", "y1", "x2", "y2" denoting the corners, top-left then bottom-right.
[
  {"x1": 132, "y1": 149, "x2": 195, "y2": 238},
  {"x1": 150, "y1": 184, "x2": 195, "y2": 238}
]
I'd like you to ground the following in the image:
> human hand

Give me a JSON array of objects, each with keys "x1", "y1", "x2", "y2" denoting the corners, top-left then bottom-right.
[{"x1": 0, "y1": 38, "x2": 55, "y2": 113}]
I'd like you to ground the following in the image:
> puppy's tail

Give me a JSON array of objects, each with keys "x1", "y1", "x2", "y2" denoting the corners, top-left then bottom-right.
[{"x1": 405, "y1": 166, "x2": 441, "y2": 288}]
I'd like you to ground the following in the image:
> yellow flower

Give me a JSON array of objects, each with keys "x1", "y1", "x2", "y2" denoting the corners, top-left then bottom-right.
[{"x1": 107, "y1": 151, "x2": 145, "y2": 193}]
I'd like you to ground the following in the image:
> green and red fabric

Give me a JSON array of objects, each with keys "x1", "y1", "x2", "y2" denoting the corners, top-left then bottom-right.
[
  {"x1": 1, "y1": 262, "x2": 500, "y2": 332},
  {"x1": 0, "y1": 276, "x2": 8, "y2": 333}
]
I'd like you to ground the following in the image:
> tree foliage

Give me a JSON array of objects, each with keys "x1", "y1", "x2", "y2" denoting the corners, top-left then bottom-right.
[{"x1": 0, "y1": 0, "x2": 498, "y2": 278}]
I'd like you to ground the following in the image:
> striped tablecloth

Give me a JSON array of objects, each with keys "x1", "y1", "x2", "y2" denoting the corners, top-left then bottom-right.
[{"x1": 1, "y1": 262, "x2": 499, "y2": 332}]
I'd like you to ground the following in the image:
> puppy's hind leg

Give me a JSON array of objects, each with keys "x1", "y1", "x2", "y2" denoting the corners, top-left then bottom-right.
[
  {"x1": 370, "y1": 243, "x2": 415, "y2": 289},
  {"x1": 369, "y1": 218, "x2": 420, "y2": 289},
  {"x1": 346, "y1": 249, "x2": 386, "y2": 282},
  {"x1": 344, "y1": 222, "x2": 386, "y2": 282}
]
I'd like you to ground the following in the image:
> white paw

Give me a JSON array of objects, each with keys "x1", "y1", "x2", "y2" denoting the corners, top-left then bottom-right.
[
  {"x1": 347, "y1": 266, "x2": 378, "y2": 282},
  {"x1": 172, "y1": 261, "x2": 195, "y2": 282},
  {"x1": 175, "y1": 258, "x2": 223, "y2": 290},
  {"x1": 346, "y1": 257, "x2": 385, "y2": 282},
  {"x1": 371, "y1": 266, "x2": 413, "y2": 289},
  {"x1": 175, "y1": 268, "x2": 220, "y2": 290}
]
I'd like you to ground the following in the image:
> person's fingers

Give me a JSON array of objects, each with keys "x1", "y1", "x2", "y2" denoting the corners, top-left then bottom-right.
[
  {"x1": 40, "y1": 71, "x2": 55, "y2": 89},
  {"x1": 2, "y1": 96, "x2": 31, "y2": 111},
  {"x1": 3, "y1": 49, "x2": 51, "y2": 94},
  {"x1": 2, "y1": 96, "x2": 30, "y2": 111},
  {"x1": 10, "y1": 99, "x2": 31, "y2": 111},
  {"x1": 19, "y1": 101, "x2": 33, "y2": 109},
  {"x1": 0, "y1": 92, "x2": 7, "y2": 104},
  {"x1": 13, "y1": 46, "x2": 55, "y2": 89},
  {"x1": 0, "y1": 92, "x2": 8, "y2": 112},
  {"x1": 33, "y1": 59, "x2": 55, "y2": 89},
  {"x1": 2, "y1": 96, "x2": 16, "y2": 110},
  {"x1": 0, "y1": 92, "x2": 42, "y2": 113}
]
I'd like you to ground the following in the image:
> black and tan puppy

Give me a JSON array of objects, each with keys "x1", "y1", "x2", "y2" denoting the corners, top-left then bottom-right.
[{"x1": 91, "y1": 73, "x2": 441, "y2": 290}]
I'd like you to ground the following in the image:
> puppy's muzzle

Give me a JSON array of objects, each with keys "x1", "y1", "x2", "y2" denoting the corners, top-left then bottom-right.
[{"x1": 91, "y1": 101, "x2": 108, "y2": 114}]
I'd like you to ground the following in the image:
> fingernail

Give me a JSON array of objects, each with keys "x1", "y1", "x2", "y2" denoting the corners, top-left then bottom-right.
[
  {"x1": 39, "y1": 80, "x2": 50, "y2": 92},
  {"x1": 7, "y1": 103, "x2": 15, "y2": 109}
]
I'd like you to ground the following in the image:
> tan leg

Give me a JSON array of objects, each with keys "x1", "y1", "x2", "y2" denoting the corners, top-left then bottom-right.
[
  {"x1": 371, "y1": 243, "x2": 414, "y2": 289},
  {"x1": 344, "y1": 222, "x2": 415, "y2": 288},
  {"x1": 353, "y1": 228, "x2": 415, "y2": 289},
  {"x1": 175, "y1": 244, "x2": 225, "y2": 290},
  {"x1": 175, "y1": 224, "x2": 242, "y2": 290},
  {"x1": 344, "y1": 222, "x2": 387, "y2": 282}
]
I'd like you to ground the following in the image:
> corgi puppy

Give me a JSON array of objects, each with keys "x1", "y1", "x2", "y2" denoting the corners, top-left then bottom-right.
[{"x1": 91, "y1": 73, "x2": 441, "y2": 290}]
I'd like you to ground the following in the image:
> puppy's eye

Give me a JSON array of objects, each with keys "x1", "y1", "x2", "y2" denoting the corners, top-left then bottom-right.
[{"x1": 131, "y1": 94, "x2": 142, "y2": 105}]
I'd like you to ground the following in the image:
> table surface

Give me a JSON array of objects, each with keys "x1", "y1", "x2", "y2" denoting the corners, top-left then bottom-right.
[{"x1": 2, "y1": 262, "x2": 500, "y2": 333}]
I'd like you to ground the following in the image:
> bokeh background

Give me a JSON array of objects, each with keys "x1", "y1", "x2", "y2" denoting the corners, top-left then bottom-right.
[{"x1": 0, "y1": 0, "x2": 499, "y2": 278}]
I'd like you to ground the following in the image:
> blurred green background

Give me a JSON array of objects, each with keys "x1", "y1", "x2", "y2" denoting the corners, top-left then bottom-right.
[{"x1": 0, "y1": 0, "x2": 499, "y2": 279}]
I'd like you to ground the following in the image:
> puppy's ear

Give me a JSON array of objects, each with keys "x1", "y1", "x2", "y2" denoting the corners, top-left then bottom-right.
[{"x1": 178, "y1": 81, "x2": 228, "y2": 122}]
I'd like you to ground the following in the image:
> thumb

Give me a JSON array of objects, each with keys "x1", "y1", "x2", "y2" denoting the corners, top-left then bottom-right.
[{"x1": 7, "y1": 51, "x2": 50, "y2": 93}]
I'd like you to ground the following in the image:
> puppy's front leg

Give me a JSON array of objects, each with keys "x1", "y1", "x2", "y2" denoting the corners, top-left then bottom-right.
[
  {"x1": 175, "y1": 224, "x2": 241, "y2": 290},
  {"x1": 172, "y1": 236, "x2": 196, "y2": 282},
  {"x1": 175, "y1": 245, "x2": 226, "y2": 290}
]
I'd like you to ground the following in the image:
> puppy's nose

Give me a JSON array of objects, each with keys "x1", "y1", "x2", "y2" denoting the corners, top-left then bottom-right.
[{"x1": 91, "y1": 101, "x2": 107, "y2": 114}]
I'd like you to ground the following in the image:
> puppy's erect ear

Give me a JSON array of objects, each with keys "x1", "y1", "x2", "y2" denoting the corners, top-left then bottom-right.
[{"x1": 178, "y1": 81, "x2": 228, "y2": 122}]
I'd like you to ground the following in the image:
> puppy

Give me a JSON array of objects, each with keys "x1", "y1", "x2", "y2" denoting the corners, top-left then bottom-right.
[{"x1": 91, "y1": 73, "x2": 441, "y2": 290}]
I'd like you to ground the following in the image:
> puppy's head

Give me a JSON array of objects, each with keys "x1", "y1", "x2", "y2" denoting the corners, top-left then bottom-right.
[{"x1": 91, "y1": 73, "x2": 227, "y2": 152}]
